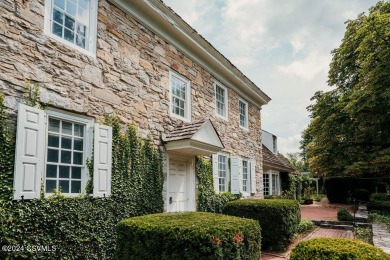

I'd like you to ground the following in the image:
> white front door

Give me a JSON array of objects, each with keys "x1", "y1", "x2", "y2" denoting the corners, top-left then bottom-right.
[{"x1": 168, "y1": 158, "x2": 195, "y2": 212}]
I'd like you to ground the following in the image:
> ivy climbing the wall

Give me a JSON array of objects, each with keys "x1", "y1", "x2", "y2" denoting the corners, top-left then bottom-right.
[
  {"x1": 0, "y1": 96, "x2": 164, "y2": 259},
  {"x1": 0, "y1": 93, "x2": 14, "y2": 200},
  {"x1": 196, "y1": 156, "x2": 239, "y2": 213}
]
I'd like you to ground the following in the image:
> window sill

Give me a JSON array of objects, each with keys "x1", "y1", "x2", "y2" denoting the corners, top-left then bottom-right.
[
  {"x1": 170, "y1": 113, "x2": 191, "y2": 123},
  {"x1": 216, "y1": 113, "x2": 229, "y2": 122},
  {"x1": 45, "y1": 33, "x2": 96, "y2": 58}
]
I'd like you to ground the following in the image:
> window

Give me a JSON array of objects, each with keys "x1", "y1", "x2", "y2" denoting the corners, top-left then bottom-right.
[
  {"x1": 263, "y1": 171, "x2": 280, "y2": 196},
  {"x1": 242, "y1": 159, "x2": 250, "y2": 193},
  {"x1": 218, "y1": 154, "x2": 228, "y2": 192},
  {"x1": 263, "y1": 174, "x2": 269, "y2": 195},
  {"x1": 170, "y1": 71, "x2": 191, "y2": 121},
  {"x1": 239, "y1": 98, "x2": 248, "y2": 129},
  {"x1": 44, "y1": 0, "x2": 98, "y2": 55},
  {"x1": 271, "y1": 173, "x2": 279, "y2": 195},
  {"x1": 45, "y1": 117, "x2": 86, "y2": 194},
  {"x1": 215, "y1": 83, "x2": 228, "y2": 120},
  {"x1": 13, "y1": 104, "x2": 112, "y2": 200}
]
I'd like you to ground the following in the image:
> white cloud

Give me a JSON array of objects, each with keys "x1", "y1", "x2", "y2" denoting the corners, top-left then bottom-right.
[
  {"x1": 278, "y1": 134, "x2": 302, "y2": 155},
  {"x1": 277, "y1": 52, "x2": 331, "y2": 81}
]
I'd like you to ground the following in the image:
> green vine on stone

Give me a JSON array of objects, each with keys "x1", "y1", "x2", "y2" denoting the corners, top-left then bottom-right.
[
  {"x1": 196, "y1": 156, "x2": 240, "y2": 213},
  {"x1": 23, "y1": 81, "x2": 40, "y2": 107}
]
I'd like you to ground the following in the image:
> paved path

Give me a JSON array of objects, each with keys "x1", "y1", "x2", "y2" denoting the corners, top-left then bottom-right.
[
  {"x1": 372, "y1": 224, "x2": 390, "y2": 254},
  {"x1": 261, "y1": 227, "x2": 355, "y2": 259}
]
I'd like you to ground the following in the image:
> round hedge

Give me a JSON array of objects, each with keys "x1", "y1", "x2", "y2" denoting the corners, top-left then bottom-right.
[
  {"x1": 290, "y1": 238, "x2": 390, "y2": 260},
  {"x1": 116, "y1": 212, "x2": 261, "y2": 259},
  {"x1": 222, "y1": 199, "x2": 300, "y2": 250}
]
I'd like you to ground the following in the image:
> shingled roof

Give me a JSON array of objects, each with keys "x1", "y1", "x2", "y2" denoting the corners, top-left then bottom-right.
[
  {"x1": 263, "y1": 145, "x2": 295, "y2": 172},
  {"x1": 164, "y1": 120, "x2": 208, "y2": 142}
]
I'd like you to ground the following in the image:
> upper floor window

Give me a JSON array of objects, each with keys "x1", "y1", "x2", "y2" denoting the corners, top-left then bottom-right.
[
  {"x1": 215, "y1": 83, "x2": 228, "y2": 120},
  {"x1": 170, "y1": 71, "x2": 191, "y2": 121},
  {"x1": 44, "y1": 0, "x2": 98, "y2": 55},
  {"x1": 239, "y1": 98, "x2": 248, "y2": 129}
]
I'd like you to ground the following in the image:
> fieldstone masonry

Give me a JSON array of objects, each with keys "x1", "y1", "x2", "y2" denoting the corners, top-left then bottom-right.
[{"x1": 0, "y1": 0, "x2": 264, "y2": 197}]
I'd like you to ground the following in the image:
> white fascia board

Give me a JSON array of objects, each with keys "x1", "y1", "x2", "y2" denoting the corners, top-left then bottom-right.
[{"x1": 108, "y1": 0, "x2": 271, "y2": 109}]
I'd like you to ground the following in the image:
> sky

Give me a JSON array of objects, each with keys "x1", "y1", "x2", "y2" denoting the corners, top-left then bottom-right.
[{"x1": 163, "y1": 0, "x2": 378, "y2": 155}]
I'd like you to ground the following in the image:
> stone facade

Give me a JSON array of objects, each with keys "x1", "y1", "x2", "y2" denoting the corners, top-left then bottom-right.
[{"x1": 0, "y1": 0, "x2": 264, "y2": 197}]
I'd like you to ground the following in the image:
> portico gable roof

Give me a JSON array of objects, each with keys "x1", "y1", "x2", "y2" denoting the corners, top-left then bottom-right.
[{"x1": 163, "y1": 120, "x2": 224, "y2": 156}]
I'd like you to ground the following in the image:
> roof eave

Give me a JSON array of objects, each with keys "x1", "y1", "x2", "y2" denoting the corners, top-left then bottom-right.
[{"x1": 109, "y1": 0, "x2": 271, "y2": 108}]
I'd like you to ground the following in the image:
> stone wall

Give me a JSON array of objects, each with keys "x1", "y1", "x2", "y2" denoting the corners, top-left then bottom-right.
[{"x1": 0, "y1": 0, "x2": 264, "y2": 197}]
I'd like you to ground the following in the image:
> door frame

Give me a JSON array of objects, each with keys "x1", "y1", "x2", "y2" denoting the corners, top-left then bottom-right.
[{"x1": 166, "y1": 153, "x2": 196, "y2": 212}]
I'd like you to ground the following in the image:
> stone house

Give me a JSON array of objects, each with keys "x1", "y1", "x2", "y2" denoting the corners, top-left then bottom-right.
[
  {"x1": 262, "y1": 130, "x2": 295, "y2": 196},
  {"x1": 0, "y1": 0, "x2": 271, "y2": 211}
]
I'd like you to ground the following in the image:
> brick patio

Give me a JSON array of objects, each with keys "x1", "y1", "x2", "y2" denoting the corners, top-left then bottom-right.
[
  {"x1": 300, "y1": 200, "x2": 354, "y2": 221},
  {"x1": 262, "y1": 200, "x2": 357, "y2": 259},
  {"x1": 261, "y1": 227, "x2": 355, "y2": 259}
]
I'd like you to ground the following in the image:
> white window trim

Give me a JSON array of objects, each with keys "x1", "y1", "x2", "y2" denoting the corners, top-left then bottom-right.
[
  {"x1": 241, "y1": 158, "x2": 251, "y2": 197},
  {"x1": 44, "y1": 108, "x2": 94, "y2": 197},
  {"x1": 214, "y1": 82, "x2": 229, "y2": 121},
  {"x1": 217, "y1": 152, "x2": 230, "y2": 193},
  {"x1": 169, "y1": 71, "x2": 192, "y2": 122},
  {"x1": 265, "y1": 170, "x2": 281, "y2": 196},
  {"x1": 238, "y1": 97, "x2": 249, "y2": 130},
  {"x1": 43, "y1": 0, "x2": 98, "y2": 57}
]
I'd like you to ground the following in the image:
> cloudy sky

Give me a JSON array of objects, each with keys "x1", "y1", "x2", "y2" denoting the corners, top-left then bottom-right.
[{"x1": 163, "y1": 0, "x2": 378, "y2": 155}]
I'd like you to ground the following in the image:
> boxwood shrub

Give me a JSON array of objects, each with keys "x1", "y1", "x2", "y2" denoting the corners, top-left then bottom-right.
[
  {"x1": 222, "y1": 199, "x2": 300, "y2": 250},
  {"x1": 116, "y1": 212, "x2": 261, "y2": 260},
  {"x1": 371, "y1": 193, "x2": 390, "y2": 201},
  {"x1": 337, "y1": 208, "x2": 353, "y2": 221},
  {"x1": 290, "y1": 238, "x2": 390, "y2": 260}
]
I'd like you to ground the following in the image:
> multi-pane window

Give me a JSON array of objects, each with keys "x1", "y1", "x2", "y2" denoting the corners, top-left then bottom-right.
[
  {"x1": 51, "y1": 0, "x2": 90, "y2": 49},
  {"x1": 171, "y1": 72, "x2": 190, "y2": 120},
  {"x1": 45, "y1": 118, "x2": 84, "y2": 194},
  {"x1": 218, "y1": 154, "x2": 228, "y2": 192},
  {"x1": 239, "y1": 99, "x2": 248, "y2": 128},
  {"x1": 215, "y1": 84, "x2": 228, "y2": 119},
  {"x1": 272, "y1": 174, "x2": 279, "y2": 195},
  {"x1": 45, "y1": 0, "x2": 97, "y2": 54},
  {"x1": 242, "y1": 159, "x2": 249, "y2": 192},
  {"x1": 263, "y1": 174, "x2": 269, "y2": 195}
]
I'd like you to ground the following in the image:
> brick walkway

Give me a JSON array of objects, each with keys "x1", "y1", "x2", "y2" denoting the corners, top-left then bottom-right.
[
  {"x1": 262, "y1": 200, "x2": 356, "y2": 259},
  {"x1": 261, "y1": 227, "x2": 355, "y2": 259}
]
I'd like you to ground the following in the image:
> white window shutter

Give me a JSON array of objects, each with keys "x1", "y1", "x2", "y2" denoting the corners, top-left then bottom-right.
[
  {"x1": 93, "y1": 124, "x2": 112, "y2": 197},
  {"x1": 238, "y1": 158, "x2": 243, "y2": 193},
  {"x1": 13, "y1": 104, "x2": 45, "y2": 200},
  {"x1": 230, "y1": 156, "x2": 240, "y2": 194},
  {"x1": 212, "y1": 154, "x2": 219, "y2": 193},
  {"x1": 251, "y1": 159, "x2": 257, "y2": 194}
]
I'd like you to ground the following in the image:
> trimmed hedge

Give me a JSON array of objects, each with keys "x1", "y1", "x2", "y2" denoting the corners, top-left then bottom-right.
[
  {"x1": 222, "y1": 199, "x2": 300, "y2": 250},
  {"x1": 354, "y1": 189, "x2": 370, "y2": 201},
  {"x1": 290, "y1": 238, "x2": 390, "y2": 260},
  {"x1": 371, "y1": 193, "x2": 390, "y2": 201},
  {"x1": 337, "y1": 208, "x2": 353, "y2": 221},
  {"x1": 116, "y1": 212, "x2": 261, "y2": 260},
  {"x1": 324, "y1": 177, "x2": 354, "y2": 203}
]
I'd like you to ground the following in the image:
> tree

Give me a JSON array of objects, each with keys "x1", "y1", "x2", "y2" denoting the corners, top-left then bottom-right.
[
  {"x1": 303, "y1": 1, "x2": 390, "y2": 177},
  {"x1": 285, "y1": 152, "x2": 309, "y2": 173}
]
